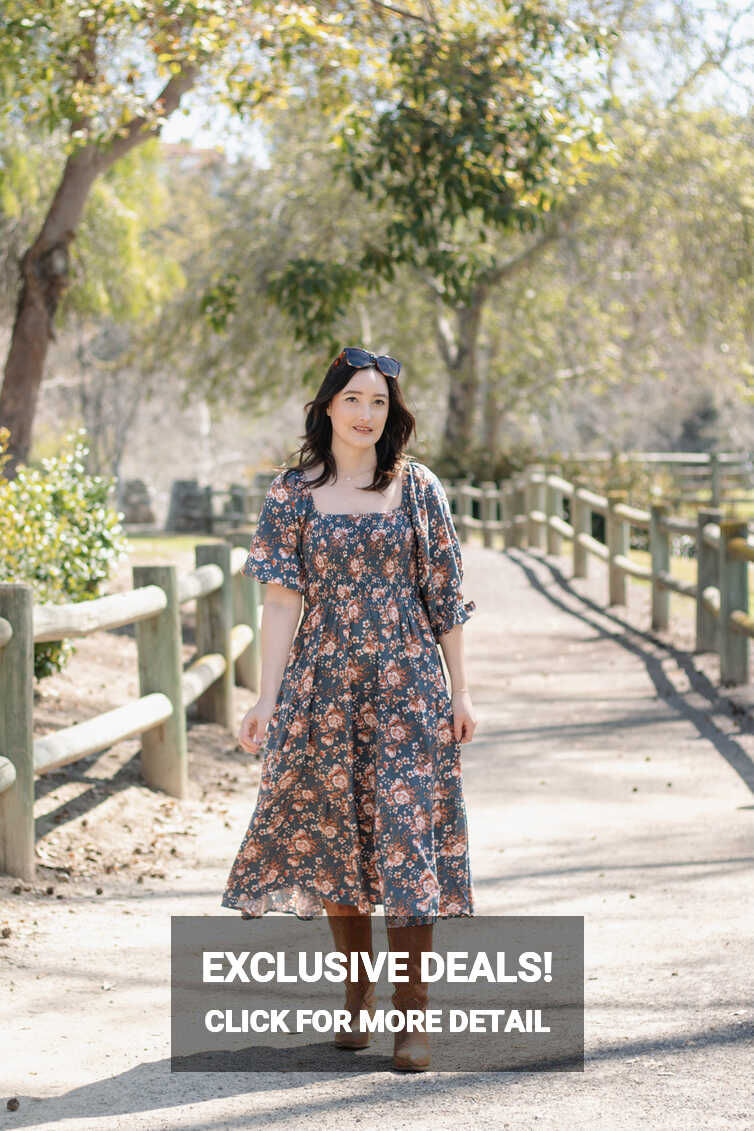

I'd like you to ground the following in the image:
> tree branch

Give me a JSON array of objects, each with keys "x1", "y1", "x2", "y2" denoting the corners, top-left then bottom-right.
[
  {"x1": 100, "y1": 65, "x2": 199, "y2": 169},
  {"x1": 665, "y1": 1, "x2": 754, "y2": 109},
  {"x1": 478, "y1": 219, "x2": 564, "y2": 289},
  {"x1": 366, "y1": 0, "x2": 427, "y2": 24}
]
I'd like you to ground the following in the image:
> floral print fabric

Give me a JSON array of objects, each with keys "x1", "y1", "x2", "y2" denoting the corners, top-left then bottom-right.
[{"x1": 220, "y1": 457, "x2": 476, "y2": 926}]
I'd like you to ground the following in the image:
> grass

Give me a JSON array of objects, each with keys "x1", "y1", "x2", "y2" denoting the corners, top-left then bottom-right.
[{"x1": 121, "y1": 531, "x2": 244, "y2": 559}]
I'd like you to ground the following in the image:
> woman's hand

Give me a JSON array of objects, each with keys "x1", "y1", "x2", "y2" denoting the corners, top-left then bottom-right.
[
  {"x1": 451, "y1": 690, "x2": 477, "y2": 744},
  {"x1": 238, "y1": 696, "x2": 277, "y2": 754}
]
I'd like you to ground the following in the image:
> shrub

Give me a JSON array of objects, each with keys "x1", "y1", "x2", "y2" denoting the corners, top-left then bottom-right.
[{"x1": 0, "y1": 427, "x2": 131, "y2": 679}]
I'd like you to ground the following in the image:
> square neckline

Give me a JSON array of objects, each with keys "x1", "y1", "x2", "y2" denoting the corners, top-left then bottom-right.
[{"x1": 298, "y1": 460, "x2": 409, "y2": 518}]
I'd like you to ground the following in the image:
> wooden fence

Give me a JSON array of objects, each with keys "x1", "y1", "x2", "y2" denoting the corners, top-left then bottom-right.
[
  {"x1": 445, "y1": 462, "x2": 754, "y2": 693},
  {"x1": 158, "y1": 451, "x2": 754, "y2": 538},
  {"x1": 533, "y1": 450, "x2": 754, "y2": 506},
  {"x1": 0, "y1": 534, "x2": 262, "y2": 881},
  {"x1": 4, "y1": 458, "x2": 754, "y2": 879}
]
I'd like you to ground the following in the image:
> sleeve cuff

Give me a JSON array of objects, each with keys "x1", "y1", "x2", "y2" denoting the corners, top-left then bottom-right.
[
  {"x1": 432, "y1": 598, "x2": 476, "y2": 641},
  {"x1": 242, "y1": 555, "x2": 305, "y2": 594}
]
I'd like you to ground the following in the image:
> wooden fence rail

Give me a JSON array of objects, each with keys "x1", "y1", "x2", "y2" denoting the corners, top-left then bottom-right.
[
  {"x1": 382, "y1": 465, "x2": 751, "y2": 692},
  {"x1": 393, "y1": 467, "x2": 752, "y2": 694},
  {"x1": 443, "y1": 463, "x2": 754, "y2": 695},
  {"x1": 0, "y1": 534, "x2": 262, "y2": 881}
]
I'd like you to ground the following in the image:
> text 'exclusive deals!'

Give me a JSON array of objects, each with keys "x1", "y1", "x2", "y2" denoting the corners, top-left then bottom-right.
[{"x1": 171, "y1": 916, "x2": 584, "y2": 1072}]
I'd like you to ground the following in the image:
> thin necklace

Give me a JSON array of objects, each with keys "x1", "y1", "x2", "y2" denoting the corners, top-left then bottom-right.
[
  {"x1": 300, "y1": 463, "x2": 376, "y2": 484},
  {"x1": 339, "y1": 467, "x2": 376, "y2": 481},
  {"x1": 338, "y1": 457, "x2": 405, "y2": 482}
]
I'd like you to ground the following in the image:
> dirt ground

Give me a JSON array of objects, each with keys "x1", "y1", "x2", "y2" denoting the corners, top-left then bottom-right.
[
  {"x1": 1, "y1": 535, "x2": 753, "y2": 1129},
  {"x1": 1, "y1": 537, "x2": 262, "y2": 915}
]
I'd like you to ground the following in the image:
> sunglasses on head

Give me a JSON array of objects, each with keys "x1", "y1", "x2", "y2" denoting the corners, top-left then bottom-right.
[{"x1": 334, "y1": 347, "x2": 401, "y2": 379}]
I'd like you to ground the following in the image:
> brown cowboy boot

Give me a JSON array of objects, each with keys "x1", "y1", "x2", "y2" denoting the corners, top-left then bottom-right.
[
  {"x1": 386, "y1": 921, "x2": 433, "y2": 1071},
  {"x1": 323, "y1": 899, "x2": 377, "y2": 1049}
]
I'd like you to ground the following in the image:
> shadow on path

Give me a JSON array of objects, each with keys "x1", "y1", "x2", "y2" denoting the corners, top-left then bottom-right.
[
  {"x1": 504, "y1": 548, "x2": 754, "y2": 796},
  {"x1": 5, "y1": 1018, "x2": 752, "y2": 1130}
]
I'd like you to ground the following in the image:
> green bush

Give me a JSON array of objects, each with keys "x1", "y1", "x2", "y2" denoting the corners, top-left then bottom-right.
[{"x1": 0, "y1": 426, "x2": 131, "y2": 679}]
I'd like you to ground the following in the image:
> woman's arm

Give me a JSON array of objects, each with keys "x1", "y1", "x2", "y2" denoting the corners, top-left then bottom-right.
[
  {"x1": 257, "y1": 584, "x2": 302, "y2": 702},
  {"x1": 437, "y1": 623, "x2": 468, "y2": 694},
  {"x1": 237, "y1": 470, "x2": 307, "y2": 754},
  {"x1": 438, "y1": 623, "x2": 476, "y2": 744},
  {"x1": 238, "y1": 583, "x2": 302, "y2": 754}
]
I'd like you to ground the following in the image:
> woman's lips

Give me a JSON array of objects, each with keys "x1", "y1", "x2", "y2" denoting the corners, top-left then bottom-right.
[{"x1": 354, "y1": 427, "x2": 372, "y2": 433}]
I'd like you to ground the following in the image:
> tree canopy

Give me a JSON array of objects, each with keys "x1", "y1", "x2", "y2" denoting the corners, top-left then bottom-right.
[{"x1": 270, "y1": 5, "x2": 615, "y2": 338}]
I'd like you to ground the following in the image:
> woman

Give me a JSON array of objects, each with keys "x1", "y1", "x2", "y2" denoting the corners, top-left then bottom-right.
[{"x1": 221, "y1": 347, "x2": 477, "y2": 1071}]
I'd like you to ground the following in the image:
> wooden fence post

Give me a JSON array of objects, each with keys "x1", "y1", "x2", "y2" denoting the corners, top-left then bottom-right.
[
  {"x1": 649, "y1": 499, "x2": 671, "y2": 631},
  {"x1": 695, "y1": 507, "x2": 722, "y2": 653},
  {"x1": 202, "y1": 486, "x2": 214, "y2": 534},
  {"x1": 228, "y1": 532, "x2": 260, "y2": 692},
  {"x1": 132, "y1": 565, "x2": 188, "y2": 798},
  {"x1": 0, "y1": 584, "x2": 35, "y2": 880},
  {"x1": 710, "y1": 452, "x2": 720, "y2": 506},
  {"x1": 524, "y1": 467, "x2": 536, "y2": 547},
  {"x1": 527, "y1": 464, "x2": 547, "y2": 551},
  {"x1": 546, "y1": 465, "x2": 562, "y2": 556},
  {"x1": 719, "y1": 519, "x2": 749, "y2": 686},
  {"x1": 228, "y1": 484, "x2": 249, "y2": 528},
  {"x1": 194, "y1": 543, "x2": 234, "y2": 727},
  {"x1": 457, "y1": 476, "x2": 473, "y2": 542},
  {"x1": 572, "y1": 481, "x2": 589, "y2": 579},
  {"x1": 480, "y1": 481, "x2": 497, "y2": 549},
  {"x1": 500, "y1": 480, "x2": 511, "y2": 549},
  {"x1": 607, "y1": 490, "x2": 629, "y2": 606},
  {"x1": 513, "y1": 476, "x2": 527, "y2": 548}
]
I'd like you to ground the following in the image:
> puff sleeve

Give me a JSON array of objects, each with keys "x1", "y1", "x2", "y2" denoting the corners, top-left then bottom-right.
[
  {"x1": 242, "y1": 471, "x2": 305, "y2": 594},
  {"x1": 425, "y1": 471, "x2": 476, "y2": 641}
]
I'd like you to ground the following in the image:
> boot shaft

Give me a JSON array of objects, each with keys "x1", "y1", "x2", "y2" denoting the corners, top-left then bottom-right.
[
  {"x1": 386, "y1": 922, "x2": 434, "y2": 1008},
  {"x1": 386, "y1": 922, "x2": 434, "y2": 1071},
  {"x1": 323, "y1": 903, "x2": 375, "y2": 995}
]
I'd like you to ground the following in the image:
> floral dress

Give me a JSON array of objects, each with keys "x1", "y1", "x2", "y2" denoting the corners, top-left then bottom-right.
[{"x1": 220, "y1": 456, "x2": 476, "y2": 926}]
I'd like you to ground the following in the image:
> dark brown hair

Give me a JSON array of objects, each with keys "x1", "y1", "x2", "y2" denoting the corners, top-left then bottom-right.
[{"x1": 280, "y1": 351, "x2": 416, "y2": 493}]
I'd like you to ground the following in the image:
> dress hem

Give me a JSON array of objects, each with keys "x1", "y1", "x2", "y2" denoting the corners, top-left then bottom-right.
[{"x1": 220, "y1": 889, "x2": 475, "y2": 927}]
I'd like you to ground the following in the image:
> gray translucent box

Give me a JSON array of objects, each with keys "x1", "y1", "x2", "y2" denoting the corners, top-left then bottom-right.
[{"x1": 171, "y1": 914, "x2": 584, "y2": 1073}]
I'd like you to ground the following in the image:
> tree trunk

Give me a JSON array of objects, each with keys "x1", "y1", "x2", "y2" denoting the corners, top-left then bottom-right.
[
  {"x1": 0, "y1": 68, "x2": 196, "y2": 478},
  {"x1": 483, "y1": 384, "x2": 503, "y2": 457},
  {"x1": 481, "y1": 322, "x2": 504, "y2": 459},
  {"x1": 440, "y1": 290, "x2": 486, "y2": 470},
  {"x1": 0, "y1": 148, "x2": 102, "y2": 476}
]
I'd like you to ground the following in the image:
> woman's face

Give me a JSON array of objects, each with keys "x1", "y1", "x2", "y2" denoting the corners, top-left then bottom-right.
[{"x1": 327, "y1": 367, "x2": 390, "y2": 447}]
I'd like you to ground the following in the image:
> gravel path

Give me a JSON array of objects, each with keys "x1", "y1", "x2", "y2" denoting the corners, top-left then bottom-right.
[{"x1": 2, "y1": 541, "x2": 753, "y2": 1129}]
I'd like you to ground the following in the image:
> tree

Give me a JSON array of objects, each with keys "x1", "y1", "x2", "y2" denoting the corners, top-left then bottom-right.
[
  {"x1": 269, "y1": 4, "x2": 614, "y2": 467},
  {"x1": 103, "y1": 33, "x2": 754, "y2": 476},
  {"x1": 0, "y1": 0, "x2": 370, "y2": 476},
  {"x1": 269, "y1": 0, "x2": 754, "y2": 470}
]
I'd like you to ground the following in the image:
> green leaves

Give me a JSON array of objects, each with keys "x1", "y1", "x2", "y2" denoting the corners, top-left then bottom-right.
[
  {"x1": 333, "y1": 10, "x2": 611, "y2": 305},
  {"x1": 0, "y1": 426, "x2": 130, "y2": 679},
  {"x1": 0, "y1": 1, "x2": 352, "y2": 147},
  {"x1": 266, "y1": 258, "x2": 362, "y2": 351},
  {"x1": 200, "y1": 272, "x2": 240, "y2": 333}
]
